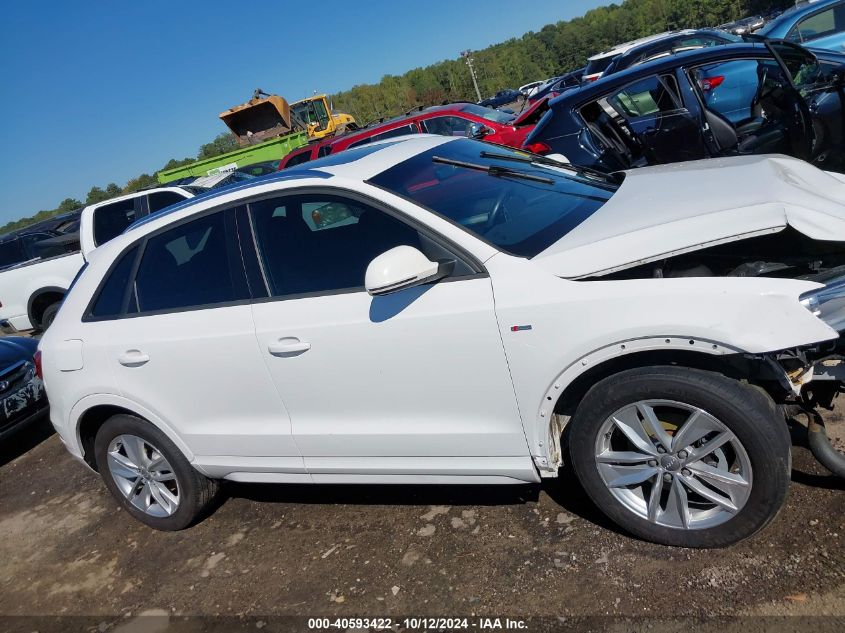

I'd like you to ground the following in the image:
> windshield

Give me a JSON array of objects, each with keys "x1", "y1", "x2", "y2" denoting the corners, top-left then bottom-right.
[
  {"x1": 368, "y1": 139, "x2": 618, "y2": 258},
  {"x1": 459, "y1": 103, "x2": 515, "y2": 124}
]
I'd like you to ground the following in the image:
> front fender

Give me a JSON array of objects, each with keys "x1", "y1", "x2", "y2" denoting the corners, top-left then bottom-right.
[{"x1": 486, "y1": 254, "x2": 838, "y2": 468}]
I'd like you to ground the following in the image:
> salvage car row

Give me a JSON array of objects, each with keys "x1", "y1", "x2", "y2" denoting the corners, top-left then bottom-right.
[{"x1": 5, "y1": 3, "x2": 845, "y2": 551}]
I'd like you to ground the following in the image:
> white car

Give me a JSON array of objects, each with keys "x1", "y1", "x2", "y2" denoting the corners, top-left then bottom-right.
[
  {"x1": 0, "y1": 187, "x2": 194, "y2": 332},
  {"x1": 518, "y1": 81, "x2": 545, "y2": 97},
  {"x1": 40, "y1": 136, "x2": 845, "y2": 547},
  {"x1": 582, "y1": 30, "x2": 698, "y2": 82}
]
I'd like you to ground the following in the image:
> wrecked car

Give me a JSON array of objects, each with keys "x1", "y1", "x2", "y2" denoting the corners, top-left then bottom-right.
[
  {"x1": 40, "y1": 136, "x2": 845, "y2": 547},
  {"x1": 524, "y1": 40, "x2": 845, "y2": 174}
]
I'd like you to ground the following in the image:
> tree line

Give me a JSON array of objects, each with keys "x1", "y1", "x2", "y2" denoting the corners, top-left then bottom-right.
[{"x1": 1, "y1": 0, "x2": 791, "y2": 235}]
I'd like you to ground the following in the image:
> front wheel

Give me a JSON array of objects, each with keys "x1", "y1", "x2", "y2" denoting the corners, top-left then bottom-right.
[
  {"x1": 94, "y1": 414, "x2": 218, "y2": 530},
  {"x1": 568, "y1": 366, "x2": 791, "y2": 548}
]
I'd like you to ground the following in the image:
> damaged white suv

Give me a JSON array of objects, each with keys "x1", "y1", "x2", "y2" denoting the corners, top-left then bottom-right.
[{"x1": 40, "y1": 136, "x2": 845, "y2": 547}]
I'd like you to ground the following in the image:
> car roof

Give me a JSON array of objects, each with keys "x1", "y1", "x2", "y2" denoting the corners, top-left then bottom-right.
[
  {"x1": 613, "y1": 28, "x2": 734, "y2": 59},
  {"x1": 124, "y1": 135, "x2": 457, "y2": 235},
  {"x1": 587, "y1": 30, "x2": 695, "y2": 61},
  {"x1": 554, "y1": 42, "x2": 774, "y2": 107},
  {"x1": 325, "y1": 103, "x2": 490, "y2": 149}
]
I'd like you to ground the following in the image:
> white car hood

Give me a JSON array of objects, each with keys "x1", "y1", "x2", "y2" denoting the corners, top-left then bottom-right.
[{"x1": 534, "y1": 155, "x2": 845, "y2": 279}]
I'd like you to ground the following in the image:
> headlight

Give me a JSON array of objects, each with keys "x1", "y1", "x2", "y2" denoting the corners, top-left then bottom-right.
[{"x1": 800, "y1": 278, "x2": 845, "y2": 331}]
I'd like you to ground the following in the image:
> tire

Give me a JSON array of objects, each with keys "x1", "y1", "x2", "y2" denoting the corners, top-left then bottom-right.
[
  {"x1": 40, "y1": 302, "x2": 60, "y2": 331},
  {"x1": 567, "y1": 366, "x2": 791, "y2": 548},
  {"x1": 94, "y1": 414, "x2": 219, "y2": 530}
]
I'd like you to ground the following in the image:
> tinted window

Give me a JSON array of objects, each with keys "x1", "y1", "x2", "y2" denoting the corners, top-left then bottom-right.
[
  {"x1": 134, "y1": 211, "x2": 245, "y2": 313},
  {"x1": 0, "y1": 238, "x2": 27, "y2": 267},
  {"x1": 584, "y1": 56, "x2": 616, "y2": 76},
  {"x1": 147, "y1": 191, "x2": 188, "y2": 213},
  {"x1": 348, "y1": 123, "x2": 418, "y2": 149},
  {"x1": 285, "y1": 150, "x2": 314, "y2": 167},
  {"x1": 89, "y1": 246, "x2": 138, "y2": 318},
  {"x1": 422, "y1": 116, "x2": 472, "y2": 137},
  {"x1": 93, "y1": 199, "x2": 136, "y2": 246},
  {"x1": 603, "y1": 75, "x2": 682, "y2": 119},
  {"x1": 369, "y1": 139, "x2": 617, "y2": 258},
  {"x1": 792, "y1": 5, "x2": 845, "y2": 42},
  {"x1": 250, "y1": 194, "x2": 454, "y2": 297}
]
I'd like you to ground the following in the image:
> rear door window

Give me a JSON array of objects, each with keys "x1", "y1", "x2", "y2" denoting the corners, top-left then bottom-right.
[
  {"x1": 604, "y1": 75, "x2": 683, "y2": 119},
  {"x1": 93, "y1": 198, "x2": 138, "y2": 246},
  {"x1": 133, "y1": 210, "x2": 247, "y2": 314},
  {"x1": 789, "y1": 3, "x2": 845, "y2": 42}
]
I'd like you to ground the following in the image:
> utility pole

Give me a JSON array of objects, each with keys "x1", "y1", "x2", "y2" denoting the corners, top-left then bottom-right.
[{"x1": 461, "y1": 50, "x2": 482, "y2": 102}]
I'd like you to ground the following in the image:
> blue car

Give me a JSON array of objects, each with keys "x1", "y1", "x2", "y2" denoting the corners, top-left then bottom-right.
[
  {"x1": 757, "y1": 0, "x2": 845, "y2": 52},
  {"x1": 523, "y1": 40, "x2": 845, "y2": 173},
  {"x1": 0, "y1": 337, "x2": 47, "y2": 441}
]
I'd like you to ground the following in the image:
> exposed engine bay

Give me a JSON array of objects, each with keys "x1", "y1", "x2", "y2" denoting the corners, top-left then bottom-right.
[
  {"x1": 586, "y1": 226, "x2": 845, "y2": 477},
  {"x1": 588, "y1": 227, "x2": 845, "y2": 282}
]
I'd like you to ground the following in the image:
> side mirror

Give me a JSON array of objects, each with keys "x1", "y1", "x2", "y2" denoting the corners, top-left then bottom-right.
[
  {"x1": 467, "y1": 122, "x2": 492, "y2": 139},
  {"x1": 365, "y1": 246, "x2": 448, "y2": 296}
]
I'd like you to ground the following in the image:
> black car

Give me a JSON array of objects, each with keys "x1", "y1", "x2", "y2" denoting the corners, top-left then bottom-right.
[
  {"x1": 478, "y1": 89, "x2": 523, "y2": 108},
  {"x1": 601, "y1": 29, "x2": 740, "y2": 77},
  {"x1": 0, "y1": 337, "x2": 47, "y2": 440},
  {"x1": 527, "y1": 69, "x2": 584, "y2": 104},
  {"x1": 523, "y1": 40, "x2": 845, "y2": 173}
]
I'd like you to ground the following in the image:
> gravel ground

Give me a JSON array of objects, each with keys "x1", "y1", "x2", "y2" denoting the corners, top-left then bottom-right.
[{"x1": 0, "y1": 413, "x2": 843, "y2": 627}]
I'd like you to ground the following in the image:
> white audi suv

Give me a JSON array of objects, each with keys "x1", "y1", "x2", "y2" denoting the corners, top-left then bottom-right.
[{"x1": 40, "y1": 135, "x2": 845, "y2": 546}]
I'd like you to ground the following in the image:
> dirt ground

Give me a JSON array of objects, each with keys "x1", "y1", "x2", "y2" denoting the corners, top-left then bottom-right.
[{"x1": 0, "y1": 411, "x2": 843, "y2": 629}]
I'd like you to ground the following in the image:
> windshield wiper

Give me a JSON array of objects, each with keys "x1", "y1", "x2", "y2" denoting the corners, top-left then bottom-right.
[
  {"x1": 479, "y1": 150, "x2": 623, "y2": 186},
  {"x1": 432, "y1": 156, "x2": 554, "y2": 184}
]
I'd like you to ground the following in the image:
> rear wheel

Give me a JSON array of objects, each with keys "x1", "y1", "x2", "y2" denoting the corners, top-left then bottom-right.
[
  {"x1": 40, "y1": 302, "x2": 60, "y2": 330},
  {"x1": 567, "y1": 366, "x2": 791, "y2": 547},
  {"x1": 94, "y1": 414, "x2": 218, "y2": 530}
]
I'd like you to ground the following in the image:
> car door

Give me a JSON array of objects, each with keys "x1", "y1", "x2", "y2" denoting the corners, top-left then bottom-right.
[
  {"x1": 246, "y1": 190, "x2": 529, "y2": 477},
  {"x1": 581, "y1": 73, "x2": 710, "y2": 167},
  {"x1": 689, "y1": 50, "x2": 814, "y2": 161},
  {"x1": 83, "y1": 207, "x2": 304, "y2": 473}
]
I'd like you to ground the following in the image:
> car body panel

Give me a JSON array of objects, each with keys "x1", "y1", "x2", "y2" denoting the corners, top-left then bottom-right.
[
  {"x1": 0, "y1": 337, "x2": 47, "y2": 440},
  {"x1": 39, "y1": 136, "x2": 843, "y2": 483},
  {"x1": 485, "y1": 253, "x2": 836, "y2": 465},
  {"x1": 533, "y1": 155, "x2": 845, "y2": 278}
]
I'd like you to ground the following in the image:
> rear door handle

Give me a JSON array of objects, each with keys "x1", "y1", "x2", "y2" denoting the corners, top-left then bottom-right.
[
  {"x1": 268, "y1": 337, "x2": 311, "y2": 357},
  {"x1": 118, "y1": 350, "x2": 150, "y2": 367}
]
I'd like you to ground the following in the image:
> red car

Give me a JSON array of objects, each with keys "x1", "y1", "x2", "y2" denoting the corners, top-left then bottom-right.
[{"x1": 277, "y1": 100, "x2": 550, "y2": 170}]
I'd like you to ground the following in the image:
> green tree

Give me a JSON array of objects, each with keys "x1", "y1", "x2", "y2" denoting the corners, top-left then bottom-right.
[
  {"x1": 4, "y1": 0, "x2": 796, "y2": 234},
  {"x1": 197, "y1": 133, "x2": 238, "y2": 160}
]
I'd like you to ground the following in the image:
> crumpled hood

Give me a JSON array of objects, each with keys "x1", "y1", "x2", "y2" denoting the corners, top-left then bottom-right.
[{"x1": 533, "y1": 154, "x2": 845, "y2": 279}]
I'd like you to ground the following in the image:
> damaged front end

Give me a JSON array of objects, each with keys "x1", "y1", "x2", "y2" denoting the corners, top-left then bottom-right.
[{"x1": 767, "y1": 276, "x2": 845, "y2": 477}]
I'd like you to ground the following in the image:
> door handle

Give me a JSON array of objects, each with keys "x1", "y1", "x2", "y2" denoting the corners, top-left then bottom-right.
[
  {"x1": 268, "y1": 337, "x2": 311, "y2": 357},
  {"x1": 118, "y1": 350, "x2": 150, "y2": 367}
]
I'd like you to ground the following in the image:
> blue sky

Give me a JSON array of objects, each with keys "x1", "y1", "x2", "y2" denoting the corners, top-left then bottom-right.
[{"x1": 0, "y1": 0, "x2": 607, "y2": 223}]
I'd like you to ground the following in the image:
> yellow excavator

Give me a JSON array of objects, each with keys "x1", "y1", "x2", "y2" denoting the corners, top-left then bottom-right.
[{"x1": 219, "y1": 89, "x2": 356, "y2": 145}]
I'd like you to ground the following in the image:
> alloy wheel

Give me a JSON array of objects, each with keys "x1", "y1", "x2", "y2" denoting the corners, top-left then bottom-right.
[
  {"x1": 594, "y1": 400, "x2": 752, "y2": 530},
  {"x1": 106, "y1": 434, "x2": 180, "y2": 517}
]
